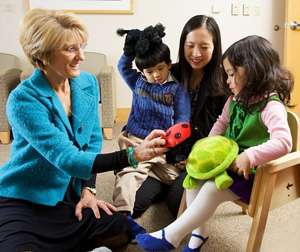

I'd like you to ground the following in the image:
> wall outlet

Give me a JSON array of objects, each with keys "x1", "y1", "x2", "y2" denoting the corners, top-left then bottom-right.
[
  {"x1": 253, "y1": 5, "x2": 260, "y2": 16},
  {"x1": 0, "y1": 3, "x2": 15, "y2": 13}
]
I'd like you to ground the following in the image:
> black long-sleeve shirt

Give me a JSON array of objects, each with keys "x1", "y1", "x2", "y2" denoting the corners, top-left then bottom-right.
[
  {"x1": 91, "y1": 150, "x2": 129, "y2": 173},
  {"x1": 166, "y1": 64, "x2": 227, "y2": 163}
]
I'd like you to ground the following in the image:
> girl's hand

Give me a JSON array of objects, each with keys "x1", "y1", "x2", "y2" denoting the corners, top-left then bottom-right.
[
  {"x1": 75, "y1": 188, "x2": 117, "y2": 221},
  {"x1": 134, "y1": 129, "x2": 168, "y2": 161},
  {"x1": 230, "y1": 152, "x2": 251, "y2": 180}
]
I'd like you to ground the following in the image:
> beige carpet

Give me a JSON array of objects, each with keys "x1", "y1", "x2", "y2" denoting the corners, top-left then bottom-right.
[
  {"x1": 98, "y1": 124, "x2": 300, "y2": 252},
  {"x1": 1, "y1": 123, "x2": 300, "y2": 251},
  {"x1": 97, "y1": 171, "x2": 300, "y2": 252}
]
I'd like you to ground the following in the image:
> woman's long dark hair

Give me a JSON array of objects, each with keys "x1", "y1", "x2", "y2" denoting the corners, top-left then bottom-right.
[
  {"x1": 178, "y1": 15, "x2": 223, "y2": 95},
  {"x1": 222, "y1": 35, "x2": 294, "y2": 109}
]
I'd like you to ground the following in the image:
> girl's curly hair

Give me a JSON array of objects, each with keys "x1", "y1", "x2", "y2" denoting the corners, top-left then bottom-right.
[{"x1": 222, "y1": 35, "x2": 294, "y2": 110}]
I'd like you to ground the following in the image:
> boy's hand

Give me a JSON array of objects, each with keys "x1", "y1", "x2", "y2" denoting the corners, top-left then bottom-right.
[{"x1": 174, "y1": 160, "x2": 187, "y2": 170}]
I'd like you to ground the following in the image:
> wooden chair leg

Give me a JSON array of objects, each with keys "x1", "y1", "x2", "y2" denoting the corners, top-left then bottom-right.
[
  {"x1": 0, "y1": 131, "x2": 11, "y2": 144},
  {"x1": 177, "y1": 190, "x2": 187, "y2": 218},
  {"x1": 234, "y1": 200, "x2": 248, "y2": 214},
  {"x1": 246, "y1": 173, "x2": 277, "y2": 252},
  {"x1": 103, "y1": 128, "x2": 113, "y2": 140},
  {"x1": 241, "y1": 205, "x2": 248, "y2": 214}
]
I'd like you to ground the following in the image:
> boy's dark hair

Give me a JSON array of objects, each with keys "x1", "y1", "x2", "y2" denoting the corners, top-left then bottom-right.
[
  {"x1": 222, "y1": 35, "x2": 294, "y2": 109},
  {"x1": 117, "y1": 23, "x2": 171, "y2": 71}
]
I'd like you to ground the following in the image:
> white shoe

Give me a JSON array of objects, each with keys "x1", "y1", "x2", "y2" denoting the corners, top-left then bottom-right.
[{"x1": 89, "y1": 247, "x2": 112, "y2": 252}]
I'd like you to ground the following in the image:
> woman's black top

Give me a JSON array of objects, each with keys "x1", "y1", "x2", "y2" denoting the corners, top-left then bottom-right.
[
  {"x1": 92, "y1": 150, "x2": 129, "y2": 173},
  {"x1": 167, "y1": 64, "x2": 227, "y2": 163}
]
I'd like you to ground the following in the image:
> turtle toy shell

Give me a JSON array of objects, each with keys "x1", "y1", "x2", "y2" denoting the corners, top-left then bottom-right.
[{"x1": 186, "y1": 135, "x2": 239, "y2": 180}]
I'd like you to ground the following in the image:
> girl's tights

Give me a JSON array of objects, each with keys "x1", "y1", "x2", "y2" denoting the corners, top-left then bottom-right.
[{"x1": 150, "y1": 180, "x2": 239, "y2": 248}]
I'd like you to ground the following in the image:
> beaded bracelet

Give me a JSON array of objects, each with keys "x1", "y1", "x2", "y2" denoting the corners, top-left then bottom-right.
[{"x1": 127, "y1": 146, "x2": 138, "y2": 168}]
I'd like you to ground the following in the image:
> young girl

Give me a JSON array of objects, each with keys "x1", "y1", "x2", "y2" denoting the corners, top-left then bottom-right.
[
  {"x1": 113, "y1": 24, "x2": 190, "y2": 231},
  {"x1": 136, "y1": 35, "x2": 294, "y2": 251}
]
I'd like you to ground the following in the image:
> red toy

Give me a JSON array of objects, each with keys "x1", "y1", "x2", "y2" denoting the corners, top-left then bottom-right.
[{"x1": 163, "y1": 122, "x2": 191, "y2": 148}]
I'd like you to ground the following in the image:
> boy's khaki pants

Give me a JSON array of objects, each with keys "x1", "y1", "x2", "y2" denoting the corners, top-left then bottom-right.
[{"x1": 112, "y1": 131, "x2": 182, "y2": 213}]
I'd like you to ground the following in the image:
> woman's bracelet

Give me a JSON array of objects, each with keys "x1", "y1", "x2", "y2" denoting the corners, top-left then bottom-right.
[
  {"x1": 127, "y1": 146, "x2": 138, "y2": 168},
  {"x1": 82, "y1": 186, "x2": 97, "y2": 196}
]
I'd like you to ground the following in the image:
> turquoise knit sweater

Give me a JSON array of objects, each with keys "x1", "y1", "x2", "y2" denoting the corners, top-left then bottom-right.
[{"x1": 0, "y1": 69, "x2": 101, "y2": 206}]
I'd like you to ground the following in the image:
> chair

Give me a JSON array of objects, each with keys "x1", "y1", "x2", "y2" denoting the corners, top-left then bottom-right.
[
  {"x1": 0, "y1": 53, "x2": 22, "y2": 144},
  {"x1": 177, "y1": 111, "x2": 300, "y2": 252},
  {"x1": 80, "y1": 52, "x2": 116, "y2": 140}
]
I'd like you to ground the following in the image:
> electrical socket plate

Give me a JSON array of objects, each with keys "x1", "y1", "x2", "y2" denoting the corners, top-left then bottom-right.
[{"x1": 253, "y1": 5, "x2": 260, "y2": 16}]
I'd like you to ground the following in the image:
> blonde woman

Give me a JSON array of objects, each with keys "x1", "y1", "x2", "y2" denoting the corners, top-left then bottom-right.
[{"x1": 0, "y1": 9, "x2": 166, "y2": 251}]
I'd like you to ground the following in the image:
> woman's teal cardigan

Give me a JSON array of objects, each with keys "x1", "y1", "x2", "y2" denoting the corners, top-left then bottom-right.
[{"x1": 0, "y1": 69, "x2": 102, "y2": 206}]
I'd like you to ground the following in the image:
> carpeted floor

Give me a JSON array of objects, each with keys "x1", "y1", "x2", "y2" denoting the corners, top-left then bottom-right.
[
  {"x1": 98, "y1": 123, "x2": 300, "y2": 252},
  {"x1": 1, "y1": 123, "x2": 300, "y2": 251},
  {"x1": 97, "y1": 171, "x2": 300, "y2": 252}
]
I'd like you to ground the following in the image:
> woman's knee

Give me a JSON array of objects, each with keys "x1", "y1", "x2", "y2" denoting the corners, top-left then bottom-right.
[{"x1": 91, "y1": 212, "x2": 131, "y2": 249}]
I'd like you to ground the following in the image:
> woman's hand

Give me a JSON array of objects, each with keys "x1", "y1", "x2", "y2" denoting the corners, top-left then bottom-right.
[
  {"x1": 134, "y1": 129, "x2": 168, "y2": 162},
  {"x1": 230, "y1": 152, "x2": 251, "y2": 180},
  {"x1": 75, "y1": 188, "x2": 117, "y2": 221}
]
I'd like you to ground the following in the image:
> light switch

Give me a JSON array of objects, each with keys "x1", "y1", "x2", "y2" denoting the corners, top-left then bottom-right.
[
  {"x1": 243, "y1": 3, "x2": 250, "y2": 16},
  {"x1": 231, "y1": 3, "x2": 241, "y2": 16}
]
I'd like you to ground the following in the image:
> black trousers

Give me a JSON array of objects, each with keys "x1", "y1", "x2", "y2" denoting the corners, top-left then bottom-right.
[
  {"x1": 0, "y1": 185, "x2": 131, "y2": 252},
  {"x1": 132, "y1": 171, "x2": 186, "y2": 218}
]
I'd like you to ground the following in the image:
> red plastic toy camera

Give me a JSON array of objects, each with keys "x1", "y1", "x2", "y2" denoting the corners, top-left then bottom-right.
[{"x1": 163, "y1": 122, "x2": 191, "y2": 148}]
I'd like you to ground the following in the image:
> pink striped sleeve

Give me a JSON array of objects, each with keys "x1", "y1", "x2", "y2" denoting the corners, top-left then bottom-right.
[
  {"x1": 245, "y1": 101, "x2": 292, "y2": 167},
  {"x1": 209, "y1": 96, "x2": 232, "y2": 136}
]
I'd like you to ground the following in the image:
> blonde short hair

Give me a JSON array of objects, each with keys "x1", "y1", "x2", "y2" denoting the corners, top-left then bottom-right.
[{"x1": 19, "y1": 8, "x2": 88, "y2": 69}]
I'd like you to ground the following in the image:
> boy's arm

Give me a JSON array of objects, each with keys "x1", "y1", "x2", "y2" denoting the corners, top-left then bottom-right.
[
  {"x1": 117, "y1": 54, "x2": 140, "y2": 90},
  {"x1": 173, "y1": 84, "x2": 191, "y2": 123}
]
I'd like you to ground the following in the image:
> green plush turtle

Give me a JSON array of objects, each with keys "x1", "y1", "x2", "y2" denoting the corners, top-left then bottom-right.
[{"x1": 183, "y1": 135, "x2": 239, "y2": 190}]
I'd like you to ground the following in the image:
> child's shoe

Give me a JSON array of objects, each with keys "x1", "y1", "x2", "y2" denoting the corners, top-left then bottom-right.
[
  {"x1": 182, "y1": 233, "x2": 208, "y2": 252},
  {"x1": 136, "y1": 229, "x2": 175, "y2": 252},
  {"x1": 127, "y1": 214, "x2": 146, "y2": 239},
  {"x1": 89, "y1": 247, "x2": 112, "y2": 252}
]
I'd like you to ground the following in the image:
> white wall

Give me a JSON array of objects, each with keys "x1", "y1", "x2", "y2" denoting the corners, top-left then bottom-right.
[{"x1": 0, "y1": 0, "x2": 286, "y2": 108}]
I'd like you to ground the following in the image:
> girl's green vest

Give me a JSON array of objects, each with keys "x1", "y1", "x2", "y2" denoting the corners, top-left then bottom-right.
[{"x1": 224, "y1": 96, "x2": 281, "y2": 152}]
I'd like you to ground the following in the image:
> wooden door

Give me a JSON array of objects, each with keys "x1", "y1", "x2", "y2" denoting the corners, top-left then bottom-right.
[{"x1": 284, "y1": 0, "x2": 300, "y2": 116}]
